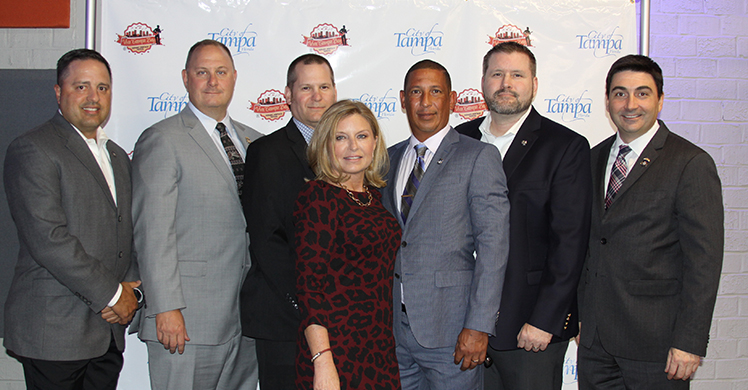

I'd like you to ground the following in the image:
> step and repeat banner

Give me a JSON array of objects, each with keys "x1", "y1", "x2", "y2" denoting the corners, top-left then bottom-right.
[{"x1": 99, "y1": 1, "x2": 636, "y2": 388}]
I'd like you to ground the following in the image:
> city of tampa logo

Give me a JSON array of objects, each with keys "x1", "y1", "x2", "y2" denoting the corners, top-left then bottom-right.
[
  {"x1": 249, "y1": 90, "x2": 289, "y2": 122},
  {"x1": 116, "y1": 22, "x2": 163, "y2": 54},
  {"x1": 488, "y1": 24, "x2": 533, "y2": 47},
  {"x1": 352, "y1": 89, "x2": 398, "y2": 120},
  {"x1": 544, "y1": 90, "x2": 593, "y2": 122},
  {"x1": 207, "y1": 25, "x2": 257, "y2": 57},
  {"x1": 394, "y1": 24, "x2": 444, "y2": 56},
  {"x1": 577, "y1": 26, "x2": 623, "y2": 58},
  {"x1": 302, "y1": 23, "x2": 349, "y2": 55},
  {"x1": 454, "y1": 89, "x2": 487, "y2": 121}
]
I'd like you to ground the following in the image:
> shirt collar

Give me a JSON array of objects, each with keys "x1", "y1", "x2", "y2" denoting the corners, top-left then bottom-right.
[
  {"x1": 478, "y1": 107, "x2": 532, "y2": 143},
  {"x1": 614, "y1": 121, "x2": 660, "y2": 157},
  {"x1": 293, "y1": 117, "x2": 315, "y2": 144},
  {"x1": 188, "y1": 101, "x2": 231, "y2": 133},
  {"x1": 408, "y1": 123, "x2": 451, "y2": 154},
  {"x1": 61, "y1": 109, "x2": 109, "y2": 147}
]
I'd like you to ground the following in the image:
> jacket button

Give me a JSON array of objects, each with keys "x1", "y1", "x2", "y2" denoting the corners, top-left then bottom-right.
[
  {"x1": 401, "y1": 241, "x2": 407, "y2": 248},
  {"x1": 118, "y1": 251, "x2": 123, "y2": 258},
  {"x1": 600, "y1": 238, "x2": 607, "y2": 245},
  {"x1": 118, "y1": 215, "x2": 122, "y2": 222},
  {"x1": 395, "y1": 273, "x2": 400, "y2": 279}
]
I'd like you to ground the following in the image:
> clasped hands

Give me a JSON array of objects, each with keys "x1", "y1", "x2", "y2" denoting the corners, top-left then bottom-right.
[{"x1": 100, "y1": 280, "x2": 142, "y2": 325}]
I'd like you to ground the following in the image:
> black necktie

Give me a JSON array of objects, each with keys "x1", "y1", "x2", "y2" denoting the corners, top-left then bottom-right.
[{"x1": 216, "y1": 122, "x2": 244, "y2": 196}]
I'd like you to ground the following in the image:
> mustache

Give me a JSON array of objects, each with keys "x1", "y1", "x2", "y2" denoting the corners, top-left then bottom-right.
[{"x1": 493, "y1": 89, "x2": 519, "y2": 99}]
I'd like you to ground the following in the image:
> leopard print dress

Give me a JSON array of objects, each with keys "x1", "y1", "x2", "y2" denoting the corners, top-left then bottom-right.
[{"x1": 294, "y1": 180, "x2": 402, "y2": 390}]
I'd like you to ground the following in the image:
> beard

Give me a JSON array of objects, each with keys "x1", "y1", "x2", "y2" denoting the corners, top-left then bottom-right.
[{"x1": 485, "y1": 89, "x2": 533, "y2": 115}]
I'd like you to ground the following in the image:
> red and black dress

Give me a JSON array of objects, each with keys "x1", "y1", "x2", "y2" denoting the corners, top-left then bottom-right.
[{"x1": 293, "y1": 180, "x2": 402, "y2": 390}]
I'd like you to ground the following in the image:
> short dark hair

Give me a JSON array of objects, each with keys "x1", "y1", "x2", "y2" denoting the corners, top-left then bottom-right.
[
  {"x1": 482, "y1": 42, "x2": 537, "y2": 77},
  {"x1": 286, "y1": 54, "x2": 335, "y2": 88},
  {"x1": 403, "y1": 59, "x2": 451, "y2": 91},
  {"x1": 605, "y1": 55, "x2": 664, "y2": 97},
  {"x1": 57, "y1": 49, "x2": 111, "y2": 86},
  {"x1": 185, "y1": 39, "x2": 234, "y2": 69}
]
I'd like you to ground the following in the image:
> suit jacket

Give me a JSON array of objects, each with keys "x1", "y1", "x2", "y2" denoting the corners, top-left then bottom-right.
[
  {"x1": 381, "y1": 128, "x2": 510, "y2": 348},
  {"x1": 456, "y1": 108, "x2": 591, "y2": 350},
  {"x1": 132, "y1": 107, "x2": 262, "y2": 345},
  {"x1": 240, "y1": 119, "x2": 312, "y2": 341},
  {"x1": 3, "y1": 113, "x2": 135, "y2": 361},
  {"x1": 578, "y1": 121, "x2": 723, "y2": 361}
]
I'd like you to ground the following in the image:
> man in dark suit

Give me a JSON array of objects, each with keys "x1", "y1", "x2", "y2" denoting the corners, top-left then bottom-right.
[
  {"x1": 381, "y1": 60, "x2": 510, "y2": 390},
  {"x1": 456, "y1": 42, "x2": 591, "y2": 389},
  {"x1": 3, "y1": 49, "x2": 140, "y2": 390},
  {"x1": 577, "y1": 55, "x2": 723, "y2": 389},
  {"x1": 240, "y1": 53, "x2": 337, "y2": 389}
]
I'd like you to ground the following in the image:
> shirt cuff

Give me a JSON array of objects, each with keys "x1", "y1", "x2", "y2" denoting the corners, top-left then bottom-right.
[{"x1": 107, "y1": 283, "x2": 123, "y2": 307}]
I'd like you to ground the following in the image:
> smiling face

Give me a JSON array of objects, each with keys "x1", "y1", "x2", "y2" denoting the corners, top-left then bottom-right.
[
  {"x1": 182, "y1": 44, "x2": 237, "y2": 121},
  {"x1": 606, "y1": 70, "x2": 664, "y2": 144},
  {"x1": 400, "y1": 68, "x2": 456, "y2": 142},
  {"x1": 482, "y1": 51, "x2": 537, "y2": 116},
  {"x1": 54, "y1": 59, "x2": 112, "y2": 138},
  {"x1": 332, "y1": 113, "x2": 377, "y2": 187},
  {"x1": 285, "y1": 62, "x2": 337, "y2": 129}
]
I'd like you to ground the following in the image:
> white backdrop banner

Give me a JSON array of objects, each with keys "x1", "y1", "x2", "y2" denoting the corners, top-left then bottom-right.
[{"x1": 100, "y1": 1, "x2": 636, "y2": 389}]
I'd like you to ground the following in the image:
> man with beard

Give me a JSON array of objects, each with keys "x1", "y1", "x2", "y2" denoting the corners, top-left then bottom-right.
[{"x1": 456, "y1": 42, "x2": 591, "y2": 389}]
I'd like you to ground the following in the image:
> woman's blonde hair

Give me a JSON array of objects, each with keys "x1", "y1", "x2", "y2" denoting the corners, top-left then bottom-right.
[{"x1": 307, "y1": 100, "x2": 389, "y2": 188}]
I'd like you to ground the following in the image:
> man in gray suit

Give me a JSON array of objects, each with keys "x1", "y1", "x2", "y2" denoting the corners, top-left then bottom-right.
[
  {"x1": 381, "y1": 60, "x2": 510, "y2": 389},
  {"x1": 4, "y1": 48, "x2": 140, "y2": 390},
  {"x1": 132, "y1": 40, "x2": 262, "y2": 390},
  {"x1": 577, "y1": 55, "x2": 723, "y2": 389}
]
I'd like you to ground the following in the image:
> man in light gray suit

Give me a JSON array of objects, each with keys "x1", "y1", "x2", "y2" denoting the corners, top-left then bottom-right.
[
  {"x1": 132, "y1": 40, "x2": 261, "y2": 390},
  {"x1": 4, "y1": 48, "x2": 140, "y2": 390},
  {"x1": 381, "y1": 59, "x2": 510, "y2": 389}
]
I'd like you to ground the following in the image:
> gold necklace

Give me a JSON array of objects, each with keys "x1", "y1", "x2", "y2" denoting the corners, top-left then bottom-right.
[{"x1": 342, "y1": 184, "x2": 372, "y2": 207}]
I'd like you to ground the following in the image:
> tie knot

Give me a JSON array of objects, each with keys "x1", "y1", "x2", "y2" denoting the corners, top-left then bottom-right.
[
  {"x1": 618, "y1": 144, "x2": 632, "y2": 157},
  {"x1": 216, "y1": 122, "x2": 227, "y2": 135},
  {"x1": 415, "y1": 144, "x2": 427, "y2": 158}
]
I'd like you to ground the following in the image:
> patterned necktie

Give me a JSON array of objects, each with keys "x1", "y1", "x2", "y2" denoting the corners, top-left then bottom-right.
[
  {"x1": 401, "y1": 144, "x2": 428, "y2": 223},
  {"x1": 604, "y1": 144, "x2": 632, "y2": 209},
  {"x1": 216, "y1": 122, "x2": 244, "y2": 196}
]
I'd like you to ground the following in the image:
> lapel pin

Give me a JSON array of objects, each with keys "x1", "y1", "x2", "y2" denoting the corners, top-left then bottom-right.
[
  {"x1": 437, "y1": 159, "x2": 443, "y2": 164},
  {"x1": 111, "y1": 151, "x2": 117, "y2": 157},
  {"x1": 245, "y1": 137, "x2": 252, "y2": 144},
  {"x1": 521, "y1": 140, "x2": 528, "y2": 146},
  {"x1": 640, "y1": 157, "x2": 650, "y2": 166}
]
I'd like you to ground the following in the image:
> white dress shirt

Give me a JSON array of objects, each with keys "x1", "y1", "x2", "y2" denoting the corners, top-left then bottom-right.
[
  {"x1": 478, "y1": 107, "x2": 532, "y2": 159},
  {"x1": 604, "y1": 121, "x2": 660, "y2": 197},
  {"x1": 188, "y1": 102, "x2": 246, "y2": 170}
]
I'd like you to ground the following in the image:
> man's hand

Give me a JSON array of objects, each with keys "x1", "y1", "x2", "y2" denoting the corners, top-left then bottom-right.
[
  {"x1": 665, "y1": 347, "x2": 701, "y2": 380},
  {"x1": 156, "y1": 309, "x2": 190, "y2": 354},
  {"x1": 100, "y1": 307, "x2": 121, "y2": 324},
  {"x1": 453, "y1": 328, "x2": 488, "y2": 371},
  {"x1": 110, "y1": 281, "x2": 141, "y2": 325},
  {"x1": 516, "y1": 323, "x2": 552, "y2": 352}
]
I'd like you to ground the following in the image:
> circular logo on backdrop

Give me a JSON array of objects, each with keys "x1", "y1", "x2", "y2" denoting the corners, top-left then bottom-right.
[
  {"x1": 116, "y1": 22, "x2": 164, "y2": 54},
  {"x1": 454, "y1": 89, "x2": 487, "y2": 121},
  {"x1": 302, "y1": 23, "x2": 350, "y2": 55},
  {"x1": 487, "y1": 24, "x2": 533, "y2": 47},
  {"x1": 249, "y1": 89, "x2": 290, "y2": 122}
]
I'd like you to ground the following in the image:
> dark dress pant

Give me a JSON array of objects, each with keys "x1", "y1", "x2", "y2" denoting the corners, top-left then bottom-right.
[
  {"x1": 15, "y1": 335, "x2": 122, "y2": 390},
  {"x1": 256, "y1": 338, "x2": 296, "y2": 390},
  {"x1": 484, "y1": 339, "x2": 568, "y2": 390}
]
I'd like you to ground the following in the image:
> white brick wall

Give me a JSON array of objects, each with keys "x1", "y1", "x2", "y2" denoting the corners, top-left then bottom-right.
[
  {"x1": 651, "y1": 0, "x2": 748, "y2": 388},
  {"x1": 1, "y1": 0, "x2": 747, "y2": 388},
  {"x1": 0, "y1": 0, "x2": 85, "y2": 69}
]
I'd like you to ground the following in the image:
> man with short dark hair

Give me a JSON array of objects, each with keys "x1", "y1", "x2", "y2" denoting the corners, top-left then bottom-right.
[
  {"x1": 239, "y1": 53, "x2": 337, "y2": 389},
  {"x1": 577, "y1": 54, "x2": 724, "y2": 389},
  {"x1": 4, "y1": 48, "x2": 140, "y2": 390},
  {"x1": 381, "y1": 59, "x2": 510, "y2": 390},
  {"x1": 457, "y1": 41, "x2": 592, "y2": 390},
  {"x1": 132, "y1": 39, "x2": 262, "y2": 390}
]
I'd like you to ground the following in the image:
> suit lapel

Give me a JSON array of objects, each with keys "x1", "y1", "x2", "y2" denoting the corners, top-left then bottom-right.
[
  {"x1": 406, "y1": 128, "x2": 459, "y2": 224},
  {"x1": 285, "y1": 121, "x2": 315, "y2": 179},
  {"x1": 55, "y1": 114, "x2": 117, "y2": 209},
  {"x1": 502, "y1": 108, "x2": 541, "y2": 180},
  {"x1": 181, "y1": 109, "x2": 237, "y2": 191},
  {"x1": 385, "y1": 141, "x2": 408, "y2": 226},
  {"x1": 594, "y1": 135, "x2": 615, "y2": 214},
  {"x1": 106, "y1": 142, "x2": 129, "y2": 210},
  {"x1": 610, "y1": 122, "x2": 668, "y2": 208}
]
